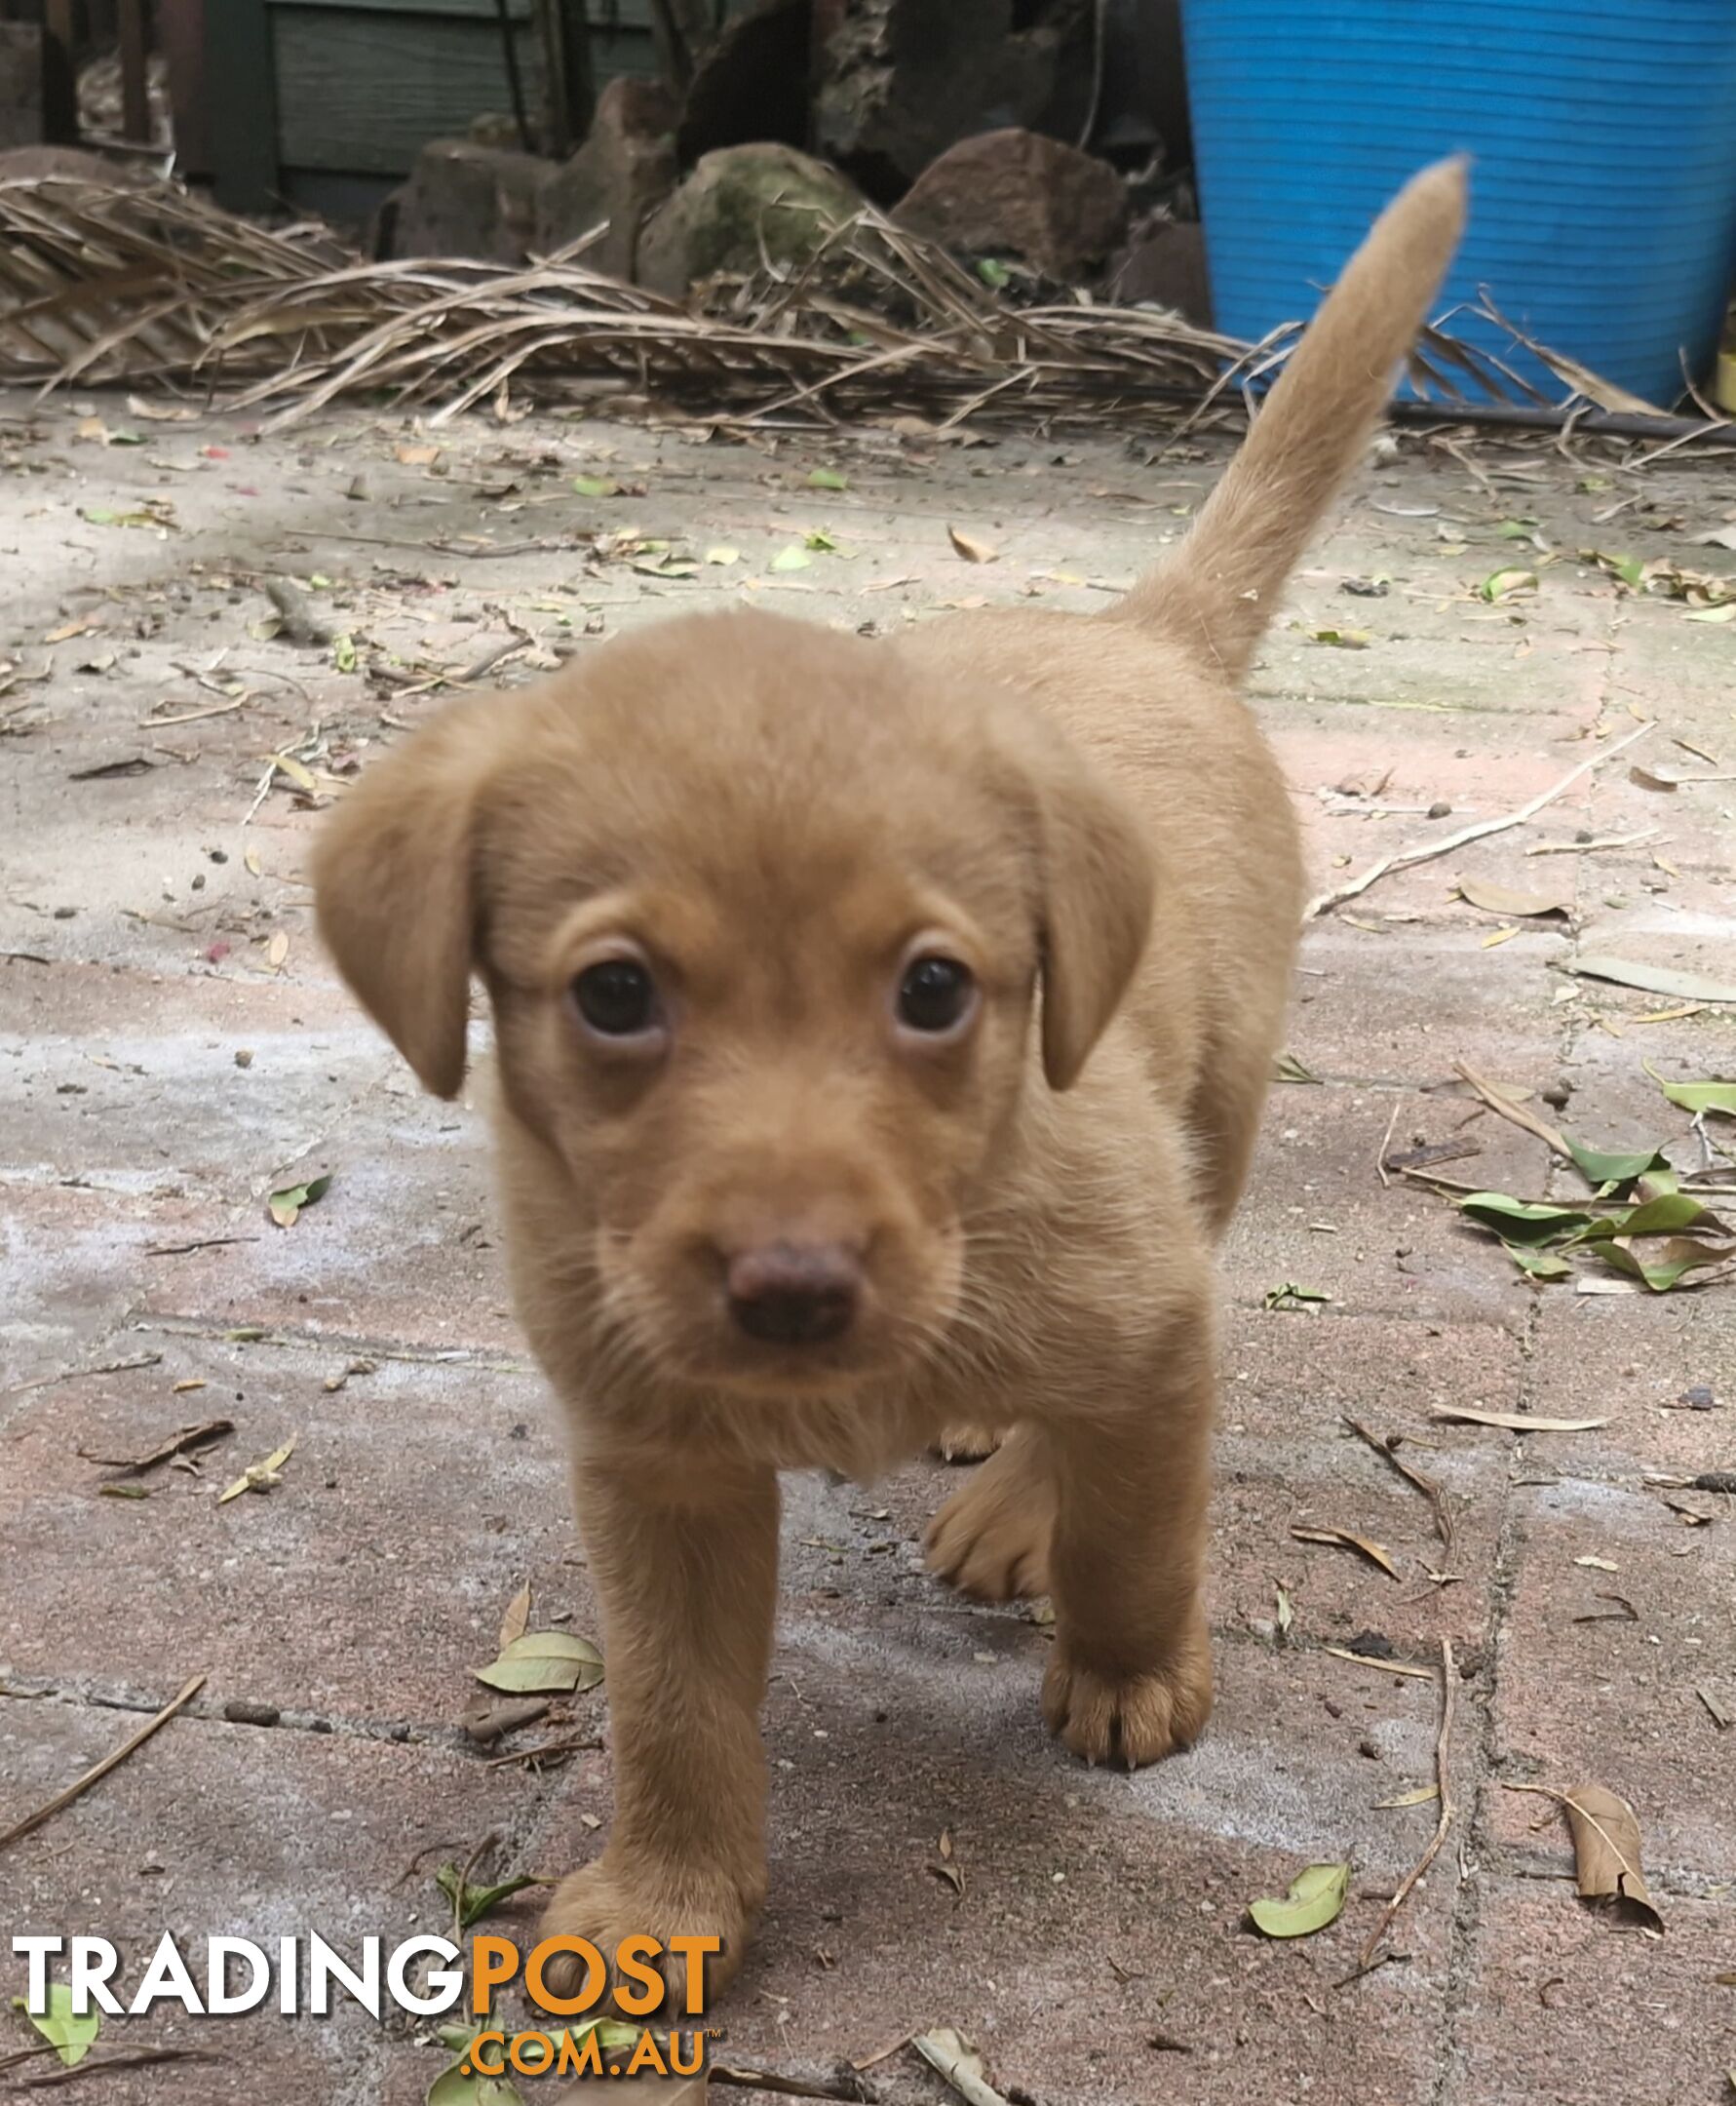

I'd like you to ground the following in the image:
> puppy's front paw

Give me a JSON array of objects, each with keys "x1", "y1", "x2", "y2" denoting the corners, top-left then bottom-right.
[
  {"x1": 931, "y1": 1422, "x2": 1003, "y2": 1463},
  {"x1": 535, "y1": 1851, "x2": 759, "y2": 2012},
  {"x1": 1041, "y1": 1625, "x2": 1212, "y2": 1768}
]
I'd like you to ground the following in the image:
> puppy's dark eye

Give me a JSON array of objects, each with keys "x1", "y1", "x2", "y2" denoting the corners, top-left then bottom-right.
[
  {"x1": 897, "y1": 956, "x2": 975, "y2": 1034},
  {"x1": 571, "y1": 958, "x2": 658, "y2": 1036}
]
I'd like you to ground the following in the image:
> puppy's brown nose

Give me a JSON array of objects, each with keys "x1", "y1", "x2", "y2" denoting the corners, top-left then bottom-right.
[{"x1": 725, "y1": 1242, "x2": 861, "y2": 1346}]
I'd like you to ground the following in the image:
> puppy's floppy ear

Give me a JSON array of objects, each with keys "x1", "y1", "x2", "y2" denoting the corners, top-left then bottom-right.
[
  {"x1": 312, "y1": 698, "x2": 504, "y2": 1099},
  {"x1": 1025, "y1": 741, "x2": 1155, "y2": 1091}
]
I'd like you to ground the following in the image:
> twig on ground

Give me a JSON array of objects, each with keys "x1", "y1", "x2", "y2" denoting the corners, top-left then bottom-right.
[
  {"x1": 1525, "y1": 828, "x2": 1659, "y2": 857},
  {"x1": 447, "y1": 1829, "x2": 502, "y2": 1946},
  {"x1": 479, "y1": 1735, "x2": 603, "y2": 1769},
  {"x1": 1354, "y1": 1638, "x2": 1455, "y2": 1973},
  {"x1": 1304, "y1": 721, "x2": 1655, "y2": 919},
  {"x1": 144, "y1": 1234, "x2": 261, "y2": 1257},
  {"x1": 22, "y1": 2049, "x2": 227, "y2": 2088},
  {"x1": 1342, "y1": 1416, "x2": 1456, "y2": 1556},
  {"x1": 1452, "y1": 1062, "x2": 1570, "y2": 1160},
  {"x1": 1375, "y1": 1095, "x2": 1403, "y2": 1190},
  {"x1": 3, "y1": 1350, "x2": 162, "y2": 1400},
  {"x1": 711, "y1": 2068, "x2": 870, "y2": 2100},
  {"x1": 0, "y1": 1675, "x2": 206, "y2": 1853},
  {"x1": 139, "y1": 696, "x2": 246, "y2": 727}
]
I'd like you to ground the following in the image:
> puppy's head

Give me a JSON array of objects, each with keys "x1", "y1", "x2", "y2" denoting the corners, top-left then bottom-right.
[{"x1": 315, "y1": 610, "x2": 1150, "y2": 1401}]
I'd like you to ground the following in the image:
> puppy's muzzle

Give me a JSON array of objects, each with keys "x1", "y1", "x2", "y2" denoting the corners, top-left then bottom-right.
[{"x1": 725, "y1": 1241, "x2": 862, "y2": 1346}]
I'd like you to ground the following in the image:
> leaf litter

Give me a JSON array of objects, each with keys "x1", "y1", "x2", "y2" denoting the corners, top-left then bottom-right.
[
  {"x1": 1248, "y1": 1861, "x2": 1350, "y2": 1938},
  {"x1": 216, "y1": 1434, "x2": 296, "y2": 1504},
  {"x1": 473, "y1": 1630, "x2": 603, "y2": 1696},
  {"x1": 10, "y1": 1985, "x2": 99, "y2": 2068},
  {"x1": 1503, "y1": 1781, "x2": 1663, "y2": 1932},
  {"x1": 1291, "y1": 1525, "x2": 1401, "y2": 1580},
  {"x1": 267, "y1": 1172, "x2": 331, "y2": 1228}
]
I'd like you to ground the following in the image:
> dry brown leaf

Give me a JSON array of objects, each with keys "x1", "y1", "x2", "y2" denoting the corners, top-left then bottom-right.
[
  {"x1": 912, "y1": 2028, "x2": 1010, "y2": 2106},
  {"x1": 947, "y1": 526, "x2": 997, "y2": 564},
  {"x1": 498, "y1": 1580, "x2": 532, "y2": 1651},
  {"x1": 1322, "y1": 1644, "x2": 1438, "y2": 1680},
  {"x1": 1698, "y1": 1688, "x2": 1732, "y2": 1730},
  {"x1": 1457, "y1": 878, "x2": 1570, "y2": 919},
  {"x1": 1291, "y1": 1524, "x2": 1400, "y2": 1580},
  {"x1": 268, "y1": 750, "x2": 320, "y2": 795},
  {"x1": 265, "y1": 931, "x2": 289, "y2": 971},
  {"x1": 396, "y1": 443, "x2": 441, "y2": 465},
  {"x1": 1431, "y1": 1407, "x2": 1607, "y2": 1432},
  {"x1": 1374, "y1": 1783, "x2": 1440, "y2": 1809},
  {"x1": 1563, "y1": 1783, "x2": 1664, "y2": 1930}
]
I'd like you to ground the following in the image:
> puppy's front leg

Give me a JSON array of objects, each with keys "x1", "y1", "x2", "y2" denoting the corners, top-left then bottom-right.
[
  {"x1": 1042, "y1": 1305, "x2": 1215, "y2": 1768},
  {"x1": 541, "y1": 1458, "x2": 778, "y2": 1999}
]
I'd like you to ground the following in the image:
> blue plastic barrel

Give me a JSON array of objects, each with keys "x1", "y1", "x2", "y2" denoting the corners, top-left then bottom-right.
[{"x1": 1180, "y1": 0, "x2": 1736, "y2": 406}]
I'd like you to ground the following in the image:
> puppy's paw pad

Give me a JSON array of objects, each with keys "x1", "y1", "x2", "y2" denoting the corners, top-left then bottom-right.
[
  {"x1": 931, "y1": 1423, "x2": 1004, "y2": 1464},
  {"x1": 925, "y1": 1474, "x2": 1051, "y2": 1602},
  {"x1": 1041, "y1": 1643, "x2": 1212, "y2": 1768}
]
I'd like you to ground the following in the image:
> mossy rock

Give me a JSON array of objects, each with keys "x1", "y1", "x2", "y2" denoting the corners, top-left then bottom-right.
[{"x1": 637, "y1": 142, "x2": 865, "y2": 298}]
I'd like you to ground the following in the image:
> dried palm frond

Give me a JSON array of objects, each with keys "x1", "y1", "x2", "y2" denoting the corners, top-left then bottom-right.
[{"x1": 0, "y1": 171, "x2": 1524, "y2": 436}]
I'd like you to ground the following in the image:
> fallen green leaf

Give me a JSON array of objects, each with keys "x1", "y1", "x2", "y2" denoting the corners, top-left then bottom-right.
[
  {"x1": 1580, "y1": 1191, "x2": 1720, "y2": 1240},
  {"x1": 1504, "y1": 1243, "x2": 1574, "y2": 1281},
  {"x1": 1308, "y1": 627, "x2": 1371, "y2": 648},
  {"x1": 12, "y1": 1986, "x2": 100, "y2": 2069},
  {"x1": 769, "y1": 544, "x2": 812, "y2": 573},
  {"x1": 1583, "y1": 549, "x2": 1647, "y2": 591},
  {"x1": 268, "y1": 1173, "x2": 331, "y2": 1228},
  {"x1": 976, "y1": 257, "x2": 1012, "y2": 291},
  {"x1": 435, "y1": 1862, "x2": 543, "y2": 1931},
  {"x1": 703, "y1": 545, "x2": 740, "y2": 566},
  {"x1": 1569, "y1": 956, "x2": 1736, "y2": 1005},
  {"x1": 571, "y1": 475, "x2": 620, "y2": 498},
  {"x1": 427, "y1": 2029, "x2": 526, "y2": 2106},
  {"x1": 1460, "y1": 1192, "x2": 1594, "y2": 1244},
  {"x1": 473, "y1": 1630, "x2": 604, "y2": 1696},
  {"x1": 1248, "y1": 1861, "x2": 1350, "y2": 1938},
  {"x1": 804, "y1": 529, "x2": 841, "y2": 552},
  {"x1": 807, "y1": 467, "x2": 848, "y2": 491},
  {"x1": 1592, "y1": 1237, "x2": 1735, "y2": 1293},
  {"x1": 1479, "y1": 566, "x2": 1537, "y2": 604},
  {"x1": 1263, "y1": 1281, "x2": 1332, "y2": 1311},
  {"x1": 1564, "y1": 1137, "x2": 1672, "y2": 1194},
  {"x1": 331, "y1": 634, "x2": 358, "y2": 674},
  {"x1": 1646, "y1": 1065, "x2": 1736, "y2": 1118}
]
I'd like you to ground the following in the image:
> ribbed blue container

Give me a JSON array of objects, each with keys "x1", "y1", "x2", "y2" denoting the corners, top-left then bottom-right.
[{"x1": 1180, "y1": 0, "x2": 1736, "y2": 406}]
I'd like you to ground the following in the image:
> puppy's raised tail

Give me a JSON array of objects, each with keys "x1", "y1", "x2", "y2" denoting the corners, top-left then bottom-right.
[{"x1": 1115, "y1": 158, "x2": 1467, "y2": 678}]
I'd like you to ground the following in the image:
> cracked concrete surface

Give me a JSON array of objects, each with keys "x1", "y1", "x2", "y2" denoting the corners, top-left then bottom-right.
[{"x1": 3, "y1": 388, "x2": 1734, "y2": 2103}]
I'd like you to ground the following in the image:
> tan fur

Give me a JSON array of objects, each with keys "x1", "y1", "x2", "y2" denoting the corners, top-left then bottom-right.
[{"x1": 314, "y1": 161, "x2": 1465, "y2": 2001}]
